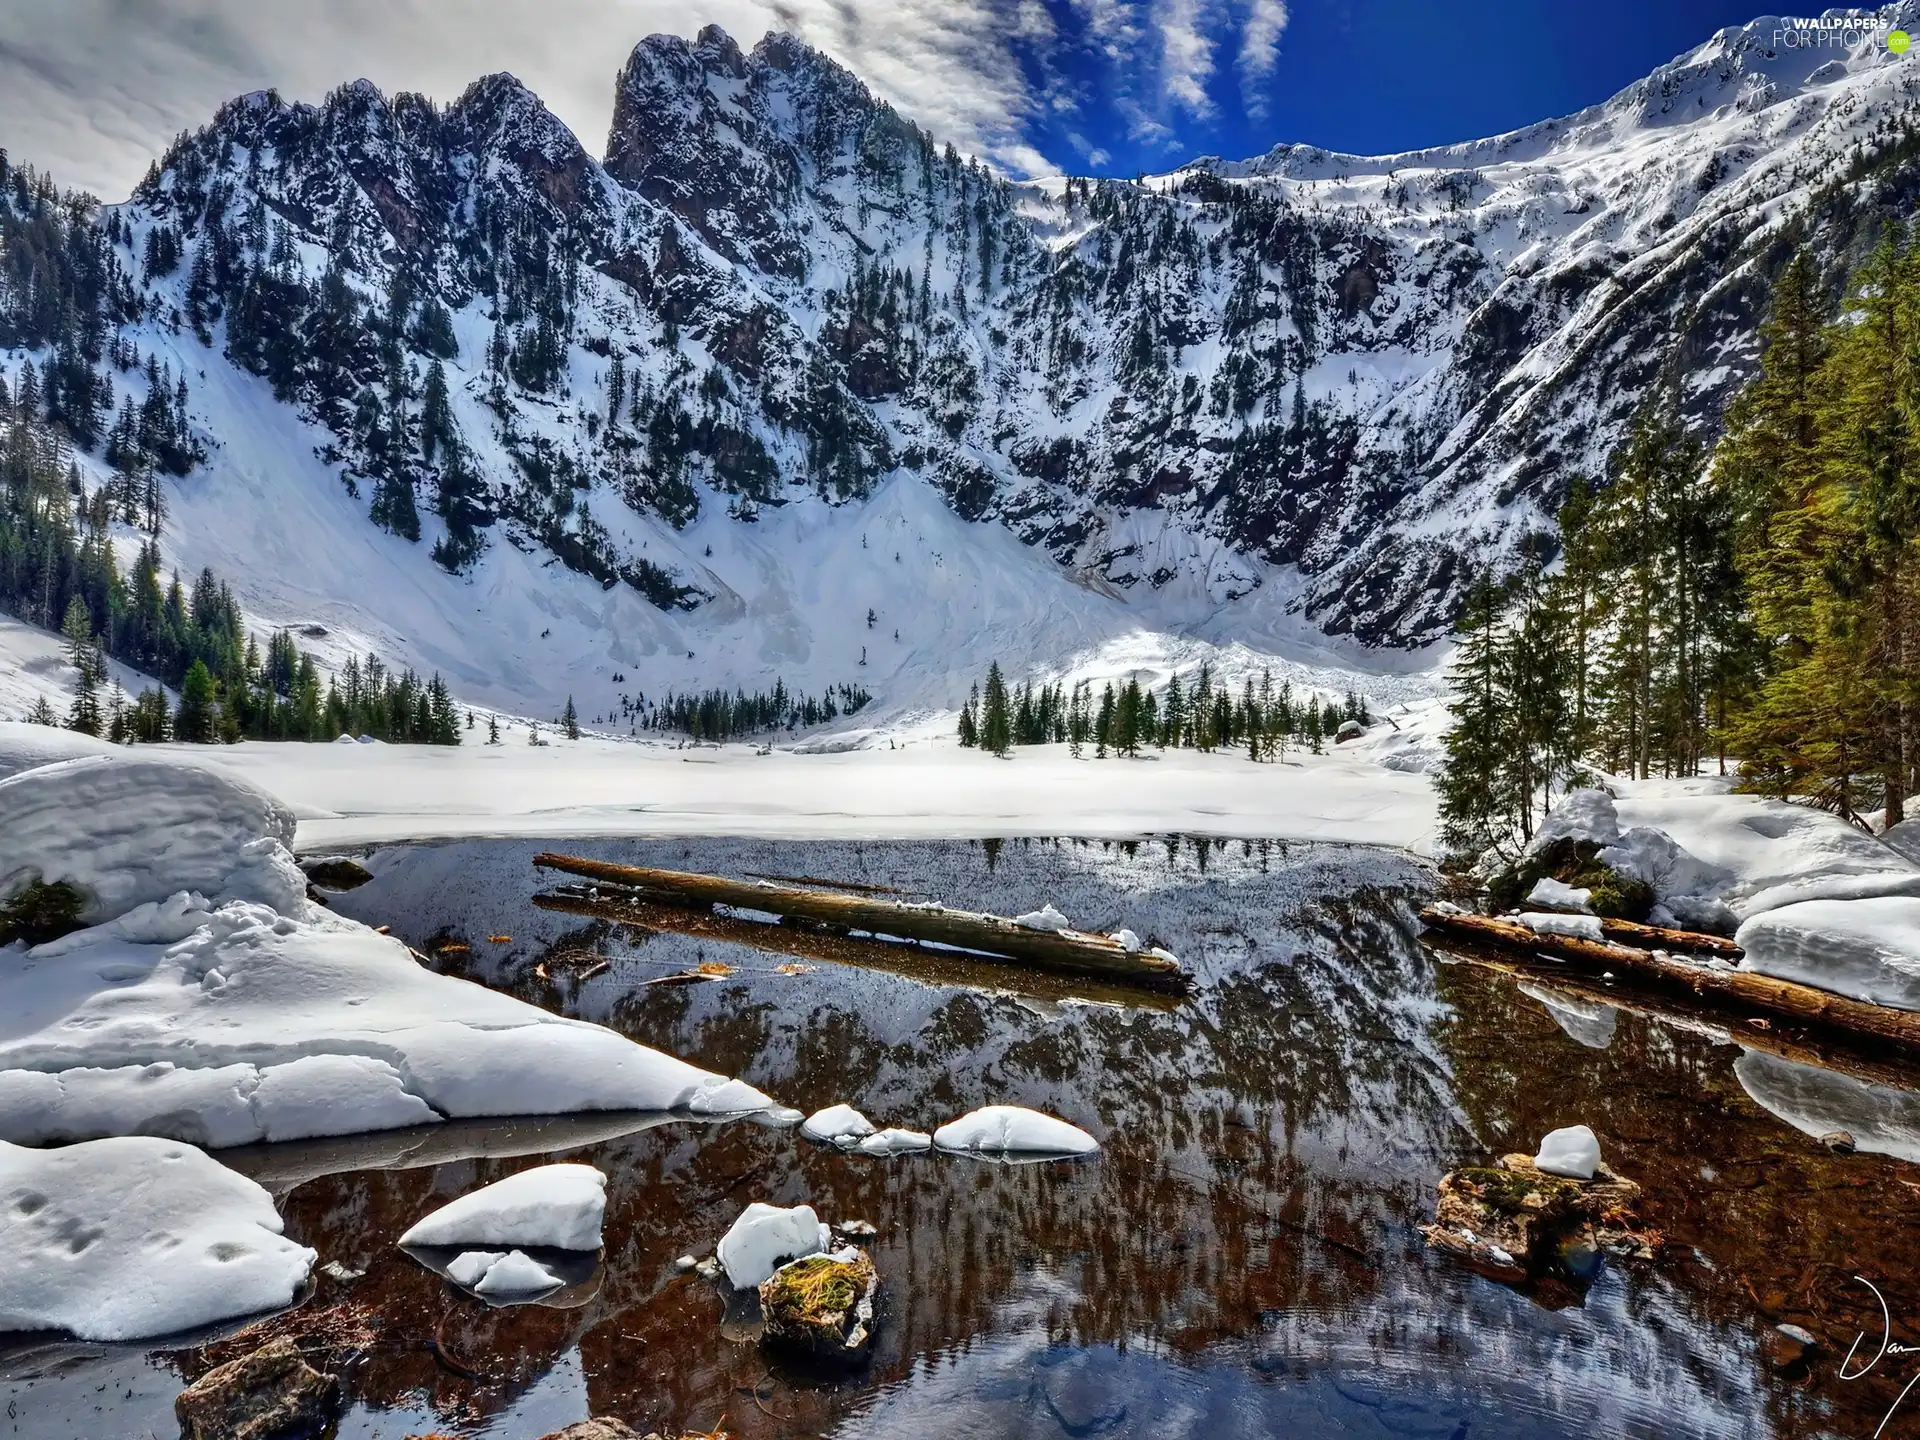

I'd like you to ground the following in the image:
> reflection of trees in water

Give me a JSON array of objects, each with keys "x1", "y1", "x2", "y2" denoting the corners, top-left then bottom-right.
[
  {"x1": 267, "y1": 835, "x2": 1906, "y2": 1437},
  {"x1": 1435, "y1": 959, "x2": 1920, "y2": 1438}
]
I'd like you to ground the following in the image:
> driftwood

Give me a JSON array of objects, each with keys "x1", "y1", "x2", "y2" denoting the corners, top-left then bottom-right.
[
  {"x1": 533, "y1": 888, "x2": 1186, "y2": 1011},
  {"x1": 1420, "y1": 907, "x2": 1920, "y2": 1056},
  {"x1": 533, "y1": 853, "x2": 1190, "y2": 991},
  {"x1": 1432, "y1": 941, "x2": 1920, "y2": 1095}
]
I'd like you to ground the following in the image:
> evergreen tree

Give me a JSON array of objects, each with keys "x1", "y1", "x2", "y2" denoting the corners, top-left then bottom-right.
[
  {"x1": 980, "y1": 663, "x2": 1012, "y2": 757},
  {"x1": 175, "y1": 659, "x2": 218, "y2": 743},
  {"x1": 563, "y1": 695, "x2": 580, "y2": 740},
  {"x1": 67, "y1": 667, "x2": 101, "y2": 736}
]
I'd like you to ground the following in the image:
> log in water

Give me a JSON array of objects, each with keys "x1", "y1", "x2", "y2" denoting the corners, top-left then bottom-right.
[
  {"x1": 532, "y1": 852, "x2": 1192, "y2": 991},
  {"x1": 1420, "y1": 907, "x2": 1920, "y2": 1056}
]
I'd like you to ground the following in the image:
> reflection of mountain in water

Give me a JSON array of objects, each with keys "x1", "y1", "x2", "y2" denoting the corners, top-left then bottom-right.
[{"x1": 241, "y1": 835, "x2": 1853, "y2": 1437}]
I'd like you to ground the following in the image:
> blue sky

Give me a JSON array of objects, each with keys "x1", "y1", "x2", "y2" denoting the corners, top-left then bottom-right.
[{"x1": 0, "y1": 0, "x2": 1799, "y2": 197}]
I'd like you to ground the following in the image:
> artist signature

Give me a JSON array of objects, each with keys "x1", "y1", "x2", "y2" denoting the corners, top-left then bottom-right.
[{"x1": 1841, "y1": 1276, "x2": 1920, "y2": 1436}]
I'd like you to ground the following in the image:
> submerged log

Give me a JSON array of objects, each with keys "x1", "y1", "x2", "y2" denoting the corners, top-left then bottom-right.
[
  {"x1": 533, "y1": 889, "x2": 1186, "y2": 1012},
  {"x1": 533, "y1": 853, "x2": 1190, "y2": 991},
  {"x1": 1420, "y1": 907, "x2": 1920, "y2": 1056}
]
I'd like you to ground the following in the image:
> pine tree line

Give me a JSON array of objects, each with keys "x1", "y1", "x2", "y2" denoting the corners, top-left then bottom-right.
[
  {"x1": 955, "y1": 659, "x2": 1366, "y2": 760},
  {"x1": 1438, "y1": 233, "x2": 1920, "y2": 857},
  {"x1": 635, "y1": 680, "x2": 874, "y2": 741}
]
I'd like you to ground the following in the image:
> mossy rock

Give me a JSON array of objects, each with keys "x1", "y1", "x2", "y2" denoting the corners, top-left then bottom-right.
[
  {"x1": 0, "y1": 878, "x2": 88, "y2": 946},
  {"x1": 758, "y1": 1252, "x2": 878, "y2": 1367},
  {"x1": 1487, "y1": 838, "x2": 1655, "y2": 922}
]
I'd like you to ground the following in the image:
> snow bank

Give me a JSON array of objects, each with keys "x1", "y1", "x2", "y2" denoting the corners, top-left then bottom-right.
[
  {"x1": 1534, "y1": 1124, "x2": 1601, "y2": 1180},
  {"x1": 1882, "y1": 819, "x2": 1920, "y2": 868},
  {"x1": 800, "y1": 1104, "x2": 876, "y2": 1148},
  {"x1": 0, "y1": 896, "x2": 775, "y2": 1145},
  {"x1": 932, "y1": 1105, "x2": 1099, "y2": 1158},
  {"x1": 716, "y1": 1202, "x2": 831, "y2": 1289},
  {"x1": 0, "y1": 752, "x2": 306, "y2": 925},
  {"x1": 398, "y1": 1164, "x2": 606, "y2": 1251},
  {"x1": 1735, "y1": 1050, "x2": 1920, "y2": 1164},
  {"x1": 1736, "y1": 898, "x2": 1920, "y2": 1012},
  {"x1": 855, "y1": 1127, "x2": 932, "y2": 1156},
  {"x1": 0, "y1": 1135, "x2": 314, "y2": 1341},
  {"x1": 0, "y1": 721, "x2": 121, "y2": 782}
]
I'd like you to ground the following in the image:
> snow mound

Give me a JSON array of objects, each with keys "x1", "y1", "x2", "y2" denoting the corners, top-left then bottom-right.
[
  {"x1": 0, "y1": 1135, "x2": 314, "y2": 1341},
  {"x1": 799, "y1": 1104, "x2": 876, "y2": 1148},
  {"x1": 1534, "y1": 1124, "x2": 1601, "y2": 1180},
  {"x1": 0, "y1": 753, "x2": 305, "y2": 925},
  {"x1": 716, "y1": 1201, "x2": 830, "y2": 1289},
  {"x1": 855, "y1": 1127, "x2": 932, "y2": 1156},
  {"x1": 1530, "y1": 789, "x2": 1623, "y2": 849},
  {"x1": 1525, "y1": 877, "x2": 1592, "y2": 913},
  {"x1": 1736, "y1": 898, "x2": 1920, "y2": 1012},
  {"x1": 1735, "y1": 1050, "x2": 1920, "y2": 1165},
  {"x1": 0, "y1": 898, "x2": 776, "y2": 1146},
  {"x1": 398, "y1": 1163, "x2": 606, "y2": 1251},
  {"x1": 0, "y1": 722, "x2": 122, "y2": 783},
  {"x1": 1014, "y1": 905, "x2": 1072, "y2": 933},
  {"x1": 1518, "y1": 912, "x2": 1604, "y2": 943},
  {"x1": 1884, "y1": 820, "x2": 1920, "y2": 869},
  {"x1": 932, "y1": 1105, "x2": 1099, "y2": 1157},
  {"x1": 1109, "y1": 928, "x2": 1143, "y2": 952},
  {"x1": 471, "y1": 1250, "x2": 565, "y2": 1297}
]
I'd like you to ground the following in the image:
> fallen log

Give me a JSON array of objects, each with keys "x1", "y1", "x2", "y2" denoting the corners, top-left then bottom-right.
[
  {"x1": 533, "y1": 890, "x2": 1183, "y2": 1012},
  {"x1": 1420, "y1": 907, "x2": 1920, "y2": 1056},
  {"x1": 532, "y1": 853, "x2": 1191, "y2": 992},
  {"x1": 1431, "y1": 941, "x2": 1920, "y2": 1094},
  {"x1": 1584, "y1": 914, "x2": 1742, "y2": 957}
]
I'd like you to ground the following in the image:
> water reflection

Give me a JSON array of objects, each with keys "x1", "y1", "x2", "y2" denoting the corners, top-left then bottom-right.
[{"x1": 8, "y1": 835, "x2": 1920, "y2": 1438}]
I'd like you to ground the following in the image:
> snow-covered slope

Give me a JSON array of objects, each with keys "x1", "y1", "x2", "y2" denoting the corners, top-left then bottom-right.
[{"x1": 6, "y1": 5, "x2": 1919, "y2": 710}]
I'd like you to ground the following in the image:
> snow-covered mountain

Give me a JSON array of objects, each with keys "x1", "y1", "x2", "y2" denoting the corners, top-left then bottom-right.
[{"x1": 6, "y1": 6, "x2": 1920, "y2": 718}]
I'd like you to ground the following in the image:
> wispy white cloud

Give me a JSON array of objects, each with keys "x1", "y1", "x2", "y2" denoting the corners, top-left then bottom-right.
[
  {"x1": 1237, "y1": 0, "x2": 1289, "y2": 100},
  {"x1": 1155, "y1": 0, "x2": 1217, "y2": 117}
]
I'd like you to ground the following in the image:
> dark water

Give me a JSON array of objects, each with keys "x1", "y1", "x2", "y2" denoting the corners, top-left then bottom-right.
[{"x1": 7, "y1": 836, "x2": 1920, "y2": 1440}]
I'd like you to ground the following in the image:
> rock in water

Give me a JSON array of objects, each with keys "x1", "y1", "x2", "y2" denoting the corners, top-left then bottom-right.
[
  {"x1": 1819, "y1": 1130, "x2": 1857, "y2": 1155},
  {"x1": 1420, "y1": 1153, "x2": 1658, "y2": 1294},
  {"x1": 536, "y1": 1422, "x2": 645, "y2": 1440},
  {"x1": 758, "y1": 1251, "x2": 879, "y2": 1367},
  {"x1": 298, "y1": 856, "x2": 374, "y2": 891},
  {"x1": 1764, "y1": 1323, "x2": 1819, "y2": 1368},
  {"x1": 174, "y1": 1337, "x2": 343, "y2": 1440},
  {"x1": 1534, "y1": 1124, "x2": 1601, "y2": 1180}
]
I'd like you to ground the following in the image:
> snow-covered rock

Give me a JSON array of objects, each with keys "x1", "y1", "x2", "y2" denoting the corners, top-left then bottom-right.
[
  {"x1": 1517, "y1": 912, "x2": 1604, "y2": 943},
  {"x1": 0, "y1": 753, "x2": 307, "y2": 925},
  {"x1": 855, "y1": 1127, "x2": 932, "y2": 1156},
  {"x1": 800, "y1": 1104, "x2": 876, "y2": 1148},
  {"x1": 1525, "y1": 877, "x2": 1593, "y2": 913},
  {"x1": 0, "y1": 1135, "x2": 314, "y2": 1341},
  {"x1": 1533, "y1": 1124, "x2": 1602, "y2": 1180},
  {"x1": 1014, "y1": 905, "x2": 1073, "y2": 933},
  {"x1": 716, "y1": 1202, "x2": 831, "y2": 1289},
  {"x1": 470, "y1": 1251, "x2": 565, "y2": 1298},
  {"x1": 398, "y1": 1164, "x2": 607, "y2": 1251},
  {"x1": 1735, "y1": 1050, "x2": 1920, "y2": 1165},
  {"x1": 932, "y1": 1105, "x2": 1099, "y2": 1158},
  {"x1": 1736, "y1": 898, "x2": 1920, "y2": 1012}
]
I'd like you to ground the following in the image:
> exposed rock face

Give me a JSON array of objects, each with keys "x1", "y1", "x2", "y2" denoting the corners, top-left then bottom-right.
[
  {"x1": 1420, "y1": 1152, "x2": 1658, "y2": 1297},
  {"x1": 173, "y1": 1337, "x2": 343, "y2": 1440},
  {"x1": 757, "y1": 1251, "x2": 879, "y2": 1366}
]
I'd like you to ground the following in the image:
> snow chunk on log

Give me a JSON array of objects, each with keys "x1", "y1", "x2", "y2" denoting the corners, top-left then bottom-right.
[
  {"x1": 1734, "y1": 1050, "x2": 1920, "y2": 1164},
  {"x1": 717, "y1": 1202, "x2": 831, "y2": 1288},
  {"x1": 1533, "y1": 1124, "x2": 1601, "y2": 1180},
  {"x1": 1517, "y1": 912, "x2": 1604, "y2": 943},
  {"x1": 1525, "y1": 878, "x2": 1592, "y2": 913},
  {"x1": 1014, "y1": 904, "x2": 1072, "y2": 932},
  {"x1": 398, "y1": 1164, "x2": 606, "y2": 1251},
  {"x1": 855, "y1": 1127, "x2": 932, "y2": 1156},
  {"x1": 1736, "y1": 897, "x2": 1920, "y2": 1012},
  {"x1": 800, "y1": 1105, "x2": 876, "y2": 1148},
  {"x1": 0, "y1": 1135, "x2": 314, "y2": 1341},
  {"x1": 1109, "y1": 929, "x2": 1144, "y2": 951},
  {"x1": 933, "y1": 1105, "x2": 1098, "y2": 1158},
  {"x1": 0, "y1": 754, "x2": 305, "y2": 925}
]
